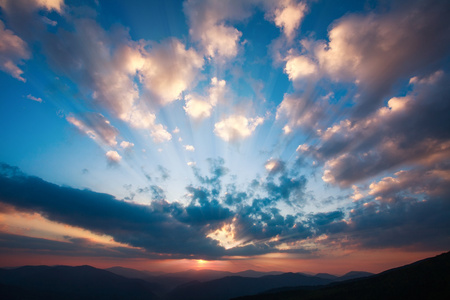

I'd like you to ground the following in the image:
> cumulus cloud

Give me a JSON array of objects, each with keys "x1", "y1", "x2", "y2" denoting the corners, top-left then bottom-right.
[
  {"x1": 125, "y1": 107, "x2": 172, "y2": 143},
  {"x1": 139, "y1": 39, "x2": 203, "y2": 105},
  {"x1": 301, "y1": 0, "x2": 450, "y2": 115},
  {"x1": 271, "y1": 0, "x2": 307, "y2": 41},
  {"x1": 0, "y1": 0, "x2": 64, "y2": 13},
  {"x1": 0, "y1": 20, "x2": 30, "y2": 81},
  {"x1": 284, "y1": 54, "x2": 317, "y2": 81},
  {"x1": 106, "y1": 150, "x2": 121, "y2": 164},
  {"x1": 184, "y1": 145, "x2": 195, "y2": 152},
  {"x1": 4, "y1": 13, "x2": 179, "y2": 144},
  {"x1": 183, "y1": 0, "x2": 253, "y2": 59},
  {"x1": 276, "y1": 92, "x2": 328, "y2": 132},
  {"x1": 214, "y1": 114, "x2": 264, "y2": 142},
  {"x1": 120, "y1": 141, "x2": 134, "y2": 150},
  {"x1": 184, "y1": 77, "x2": 226, "y2": 120},
  {"x1": 302, "y1": 71, "x2": 450, "y2": 186},
  {"x1": 265, "y1": 159, "x2": 286, "y2": 174},
  {"x1": 67, "y1": 113, "x2": 119, "y2": 147}
]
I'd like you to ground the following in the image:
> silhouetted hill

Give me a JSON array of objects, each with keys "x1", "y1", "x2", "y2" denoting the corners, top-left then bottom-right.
[
  {"x1": 233, "y1": 251, "x2": 450, "y2": 300},
  {"x1": 234, "y1": 270, "x2": 284, "y2": 278},
  {"x1": 167, "y1": 272, "x2": 333, "y2": 300},
  {"x1": 0, "y1": 265, "x2": 161, "y2": 300},
  {"x1": 109, "y1": 268, "x2": 288, "y2": 292},
  {"x1": 164, "y1": 269, "x2": 234, "y2": 281},
  {"x1": 106, "y1": 266, "x2": 156, "y2": 279},
  {"x1": 337, "y1": 271, "x2": 373, "y2": 281},
  {"x1": 314, "y1": 273, "x2": 339, "y2": 281}
]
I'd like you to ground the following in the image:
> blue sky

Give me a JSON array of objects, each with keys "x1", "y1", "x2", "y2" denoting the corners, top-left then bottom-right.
[{"x1": 0, "y1": 0, "x2": 449, "y2": 273}]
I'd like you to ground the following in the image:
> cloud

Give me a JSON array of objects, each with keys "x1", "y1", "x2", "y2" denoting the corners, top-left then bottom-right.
[
  {"x1": 369, "y1": 164, "x2": 450, "y2": 200},
  {"x1": 284, "y1": 54, "x2": 317, "y2": 81},
  {"x1": 66, "y1": 113, "x2": 119, "y2": 147},
  {"x1": 0, "y1": 20, "x2": 30, "y2": 82},
  {"x1": 304, "y1": 0, "x2": 450, "y2": 115},
  {"x1": 184, "y1": 145, "x2": 195, "y2": 152},
  {"x1": 26, "y1": 94, "x2": 42, "y2": 103},
  {"x1": 184, "y1": 94, "x2": 213, "y2": 120},
  {"x1": 105, "y1": 150, "x2": 121, "y2": 164},
  {"x1": 0, "y1": 164, "x2": 225, "y2": 258},
  {"x1": 139, "y1": 39, "x2": 203, "y2": 105},
  {"x1": 343, "y1": 195, "x2": 450, "y2": 251},
  {"x1": 276, "y1": 92, "x2": 327, "y2": 132},
  {"x1": 265, "y1": 159, "x2": 286, "y2": 174},
  {"x1": 6, "y1": 13, "x2": 173, "y2": 143},
  {"x1": 184, "y1": 77, "x2": 227, "y2": 120},
  {"x1": 214, "y1": 114, "x2": 264, "y2": 142},
  {"x1": 183, "y1": 0, "x2": 253, "y2": 59},
  {"x1": 120, "y1": 141, "x2": 134, "y2": 150},
  {"x1": 271, "y1": 0, "x2": 307, "y2": 41},
  {"x1": 0, "y1": 0, "x2": 64, "y2": 13},
  {"x1": 125, "y1": 107, "x2": 172, "y2": 143},
  {"x1": 301, "y1": 71, "x2": 450, "y2": 187}
]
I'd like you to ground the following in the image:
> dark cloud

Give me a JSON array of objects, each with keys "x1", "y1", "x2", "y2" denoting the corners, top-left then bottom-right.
[
  {"x1": 0, "y1": 163, "x2": 225, "y2": 258},
  {"x1": 343, "y1": 196, "x2": 450, "y2": 251},
  {"x1": 302, "y1": 71, "x2": 450, "y2": 187}
]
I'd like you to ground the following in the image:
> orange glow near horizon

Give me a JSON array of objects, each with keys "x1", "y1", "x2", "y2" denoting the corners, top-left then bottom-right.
[
  {"x1": 0, "y1": 246, "x2": 444, "y2": 275},
  {"x1": 0, "y1": 210, "x2": 133, "y2": 248}
]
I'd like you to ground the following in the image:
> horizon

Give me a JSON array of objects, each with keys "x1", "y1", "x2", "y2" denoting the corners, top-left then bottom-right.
[
  {"x1": 4, "y1": 250, "x2": 447, "y2": 277},
  {"x1": 1, "y1": 0, "x2": 449, "y2": 275}
]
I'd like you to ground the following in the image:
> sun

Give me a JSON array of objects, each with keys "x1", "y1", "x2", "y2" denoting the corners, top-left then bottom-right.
[{"x1": 196, "y1": 259, "x2": 208, "y2": 268}]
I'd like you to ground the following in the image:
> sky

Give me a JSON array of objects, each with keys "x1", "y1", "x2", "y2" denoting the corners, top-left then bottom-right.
[{"x1": 0, "y1": 0, "x2": 449, "y2": 275}]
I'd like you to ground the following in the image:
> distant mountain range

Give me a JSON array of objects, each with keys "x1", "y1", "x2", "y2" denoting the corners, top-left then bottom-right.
[{"x1": 0, "y1": 252, "x2": 448, "y2": 300}]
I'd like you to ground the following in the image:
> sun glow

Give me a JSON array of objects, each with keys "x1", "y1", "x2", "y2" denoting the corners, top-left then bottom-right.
[{"x1": 207, "y1": 219, "x2": 243, "y2": 249}]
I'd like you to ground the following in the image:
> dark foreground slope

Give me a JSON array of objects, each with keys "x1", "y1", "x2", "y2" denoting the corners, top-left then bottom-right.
[
  {"x1": 234, "y1": 251, "x2": 450, "y2": 300},
  {"x1": 167, "y1": 273, "x2": 333, "y2": 300},
  {"x1": 0, "y1": 265, "x2": 160, "y2": 300}
]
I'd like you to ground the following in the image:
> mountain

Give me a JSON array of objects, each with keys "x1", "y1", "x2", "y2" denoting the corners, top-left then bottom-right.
[
  {"x1": 106, "y1": 266, "x2": 156, "y2": 279},
  {"x1": 233, "y1": 251, "x2": 450, "y2": 300},
  {"x1": 167, "y1": 272, "x2": 333, "y2": 300},
  {"x1": 107, "y1": 267, "x2": 288, "y2": 292},
  {"x1": 337, "y1": 270, "x2": 373, "y2": 281},
  {"x1": 163, "y1": 269, "x2": 234, "y2": 282},
  {"x1": 0, "y1": 265, "x2": 161, "y2": 300},
  {"x1": 314, "y1": 273, "x2": 339, "y2": 281},
  {"x1": 234, "y1": 270, "x2": 284, "y2": 278}
]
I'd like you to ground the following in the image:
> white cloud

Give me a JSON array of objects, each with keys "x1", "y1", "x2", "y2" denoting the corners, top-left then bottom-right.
[
  {"x1": 272, "y1": 0, "x2": 307, "y2": 40},
  {"x1": 214, "y1": 114, "x2": 264, "y2": 142},
  {"x1": 35, "y1": 0, "x2": 64, "y2": 12},
  {"x1": 124, "y1": 106, "x2": 172, "y2": 143},
  {"x1": 120, "y1": 141, "x2": 134, "y2": 150},
  {"x1": 0, "y1": 0, "x2": 64, "y2": 13},
  {"x1": 184, "y1": 0, "x2": 252, "y2": 59},
  {"x1": 67, "y1": 113, "x2": 119, "y2": 147},
  {"x1": 0, "y1": 20, "x2": 30, "y2": 82},
  {"x1": 305, "y1": 1, "x2": 450, "y2": 114},
  {"x1": 26, "y1": 94, "x2": 42, "y2": 103},
  {"x1": 184, "y1": 94, "x2": 213, "y2": 120},
  {"x1": 106, "y1": 150, "x2": 121, "y2": 164},
  {"x1": 139, "y1": 39, "x2": 203, "y2": 105},
  {"x1": 184, "y1": 145, "x2": 195, "y2": 152},
  {"x1": 150, "y1": 124, "x2": 172, "y2": 143},
  {"x1": 184, "y1": 77, "x2": 226, "y2": 120},
  {"x1": 284, "y1": 55, "x2": 317, "y2": 80}
]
